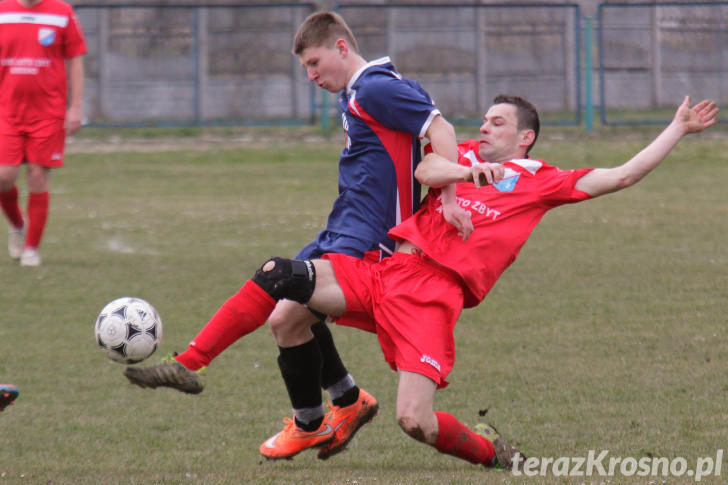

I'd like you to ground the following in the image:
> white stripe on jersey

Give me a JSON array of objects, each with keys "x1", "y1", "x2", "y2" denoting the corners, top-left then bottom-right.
[
  {"x1": 379, "y1": 243, "x2": 394, "y2": 256},
  {"x1": 419, "y1": 108, "x2": 440, "y2": 140},
  {"x1": 465, "y1": 151, "x2": 521, "y2": 179},
  {"x1": 348, "y1": 91, "x2": 362, "y2": 117},
  {"x1": 509, "y1": 158, "x2": 543, "y2": 174},
  {"x1": 395, "y1": 187, "x2": 402, "y2": 225},
  {"x1": 503, "y1": 167, "x2": 520, "y2": 179},
  {"x1": 463, "y1": 150, "x2": 479, "y2": 166},
  {"x1": 346, "y1": 56, "x2": 396, "y2": 94},
  {"x1": 0, "y1": 12, "x2": 69, "y2": 28}
]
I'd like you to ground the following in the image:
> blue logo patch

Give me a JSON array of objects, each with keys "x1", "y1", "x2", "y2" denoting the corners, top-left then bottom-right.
[
  {"x1": 38, "y1": 28, "x2": 56, "y2": 46},
  {"x1": 493, "y1": 174, "x2": 519, "y2": 192}
]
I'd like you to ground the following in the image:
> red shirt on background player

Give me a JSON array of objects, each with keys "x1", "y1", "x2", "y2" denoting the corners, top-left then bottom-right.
[{"x1": 0, "y1": 0, "x2": 86, "y2": 266}]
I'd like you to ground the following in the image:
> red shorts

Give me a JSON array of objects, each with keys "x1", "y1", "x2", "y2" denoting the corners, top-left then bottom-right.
[
  {"x1": 0, "y1": 118, "x2": 66, "y2": 167},
  {"x1": 324, "y1": 251, "x2": 464, "y2": 388}
]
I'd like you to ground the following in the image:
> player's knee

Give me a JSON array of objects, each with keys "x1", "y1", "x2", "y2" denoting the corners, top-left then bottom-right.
[
  {"x1": 0, "y1": 172, "x2": 17, "y2": 190},
  {"x1": 397, "y1": 415, "x2": 428, "y2": 443},
  {"x1": 252, "y1": 257, "x2": 316, "y2": 304},
  {"x1": 267, "y1": 308, "x2": 314, "y2": 347},
  {"x1": 267, "y1": 306, "x2": 300, "y2": 335},
  {"x1": 267, "y1": 309, "x2": 286, "y2": 332}
]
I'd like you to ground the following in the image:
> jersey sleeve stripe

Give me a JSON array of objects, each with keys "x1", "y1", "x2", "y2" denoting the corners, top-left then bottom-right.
[
  {"x1": 418, "y1": 108, "x2": 440, "y2": 139},
  {"x1": 0, "y1": 13, "x2": 69, "y2": 28},
  {"x1": 350, "y1": 97, "x2": 417, "y2": 225}
]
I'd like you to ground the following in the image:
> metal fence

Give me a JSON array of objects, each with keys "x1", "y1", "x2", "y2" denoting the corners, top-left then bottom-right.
[
  {"x1": 335, "y1": 3, "x2": 582, "y2": 126},
  {"x1": 74, "y1": 2, "x2": 726, "y2": 128},
  {"x1": 77, "y1": 3, "x2": 317, "y2": 126},
  {"x1": 597, "y1": 1, "x2": 728, "y2": 125},
  {"x1": 76, "y1": 2, "x2": 582, "y2": 127}
]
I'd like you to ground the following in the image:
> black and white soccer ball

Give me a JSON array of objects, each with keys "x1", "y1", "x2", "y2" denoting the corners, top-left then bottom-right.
[{"x1": 94, "y1": 297, "x2": 163, "y2": 364}]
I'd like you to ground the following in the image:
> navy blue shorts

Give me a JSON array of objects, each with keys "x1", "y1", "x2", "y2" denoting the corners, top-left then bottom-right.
[{"x1": 295, "y1": 231, "x2": 377, "y2": 260}]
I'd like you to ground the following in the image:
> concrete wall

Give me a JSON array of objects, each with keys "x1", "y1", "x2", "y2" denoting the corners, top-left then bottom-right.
[{"x1": 71, "y1": 1, "x2": 727, "y2": 125}]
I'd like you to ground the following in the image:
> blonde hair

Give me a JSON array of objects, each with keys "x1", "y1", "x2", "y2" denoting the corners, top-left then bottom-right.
[{"x1": 292, "y1": 11, "x2": 359, "y2": 55}]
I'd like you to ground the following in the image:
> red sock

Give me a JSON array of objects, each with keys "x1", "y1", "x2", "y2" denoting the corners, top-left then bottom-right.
[
  {"x1": 0, "y1": 186, "x2": 24, "y2": 229},
  {"x1": 174, "y1": 280, "x2": 275, "y2": 370},
  {"x1": 434, "y1": 411, "x2": 496, "y2": 467},
  {"x1": 25, "y1": 191, "x2": 49, "y2": 249}
]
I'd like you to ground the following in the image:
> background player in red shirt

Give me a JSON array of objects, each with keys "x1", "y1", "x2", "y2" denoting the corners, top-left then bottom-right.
[
  {"x1": 127, "y1": 94, "x2": 717, "y2": 470},
  {"x1": 0, "y1": 0, "x2": 86, "y2": 266}
]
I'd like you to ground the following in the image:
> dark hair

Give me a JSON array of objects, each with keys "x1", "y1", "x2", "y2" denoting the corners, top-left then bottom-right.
[
  {"x1": 292, "y1": 12, "x2": 359, "y2": 56},
  {"x1": 493, "y1": 94, "x2": 540, "y2": 154}
]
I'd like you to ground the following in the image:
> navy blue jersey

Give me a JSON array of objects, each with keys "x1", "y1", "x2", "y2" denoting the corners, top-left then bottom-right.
[{"x1": 320, "y1": 57, "x2": 439, "y2": 255}]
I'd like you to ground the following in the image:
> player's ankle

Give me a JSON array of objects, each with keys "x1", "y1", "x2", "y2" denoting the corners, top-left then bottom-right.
[
  {"x1": 331, "y1": 385, "x2": 359, "y2": 408},
  {"x1": 173, "y1": 348, "x2": 206, "y2": 371},
  {"x1": 295, "y1": 415, "x2": 324, "y2": 432}
]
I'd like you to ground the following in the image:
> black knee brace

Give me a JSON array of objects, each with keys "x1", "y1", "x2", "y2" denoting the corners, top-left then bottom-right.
[{"x1": 252, "y1": 257, "x2": 316, "y2": 304}]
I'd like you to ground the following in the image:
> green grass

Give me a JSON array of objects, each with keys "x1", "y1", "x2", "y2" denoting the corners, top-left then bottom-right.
[{"x1": 1, "y1": 124, "x2": 727, "y2": 484}]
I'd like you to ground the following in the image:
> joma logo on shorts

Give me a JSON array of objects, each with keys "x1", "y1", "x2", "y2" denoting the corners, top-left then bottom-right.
[{"x1": 420, "y1": 354, "x2": 441, "y2": 371}]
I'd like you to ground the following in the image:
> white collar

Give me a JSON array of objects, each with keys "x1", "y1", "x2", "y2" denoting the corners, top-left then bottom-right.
[{"x1": 346, "y1": 56, "x2": 392, "y2": 94}]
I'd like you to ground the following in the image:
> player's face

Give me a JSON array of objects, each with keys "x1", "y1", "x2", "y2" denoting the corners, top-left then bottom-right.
[
  {"x1": 478, "y1": 103, "x2": 528, "y2": 163},
  {"x1": 299, "y1": 45, "x2": 348, "y2": 93}
]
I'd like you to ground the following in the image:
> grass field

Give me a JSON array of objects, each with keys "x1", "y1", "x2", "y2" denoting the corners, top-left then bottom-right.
[{"x1": 1, "y1": 123, "x2": 727, "y2": 484}]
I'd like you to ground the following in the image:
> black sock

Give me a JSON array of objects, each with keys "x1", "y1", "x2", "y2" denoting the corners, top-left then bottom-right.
[
  {"x1": 310, "y1": 320, "x2": 349, "y2": 389},
  {"x1": 278, "y1": 338, "x2": 322, "y2": 414},
  {"x1": 332, "y1": 385, "x2": 360, "y2": 408},
  {"x1": 294, "y1": 416, "x2": 323, "y2": 432}
]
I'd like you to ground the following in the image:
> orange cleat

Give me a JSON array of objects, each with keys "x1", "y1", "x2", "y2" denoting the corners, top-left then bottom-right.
[
  {"x1": 260, "y1": 417, "x2": 335, "y2": 460},
  {"x1": 317, "y1": 388, "x2": 379, "y2": 460}
]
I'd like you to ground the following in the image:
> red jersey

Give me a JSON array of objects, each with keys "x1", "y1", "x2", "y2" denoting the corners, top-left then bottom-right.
[
  {"x1": 0, "y1": 0, "x2": 86, "y2": 123},
  {"x1": 390, "y1": 139, "x2": 593, "y2": 308}
]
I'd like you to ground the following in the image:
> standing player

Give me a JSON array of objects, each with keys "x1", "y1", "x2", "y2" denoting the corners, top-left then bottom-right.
[
  {"x1": 0, "y1": 0, "x2": 86, "y2": 266},
  {"x1": 130, "y1": 94, "x2": 717, "y2": 469},
  {"x1": 124, "y1": 11, "x2": 472, "y2": 461}
]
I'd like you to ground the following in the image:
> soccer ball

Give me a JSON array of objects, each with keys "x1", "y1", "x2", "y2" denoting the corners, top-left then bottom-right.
[{"x1": 94, "y1": 297, "x2": 163, "y2": 364}]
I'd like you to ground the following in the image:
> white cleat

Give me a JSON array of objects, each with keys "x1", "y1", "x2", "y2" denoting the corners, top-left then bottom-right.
[
  {"x1": 20, "y1": 247, "x2": 41, "y2": 267},
  {"x1": 8, "y1": 227, "x2": 24, "y2": 260}
]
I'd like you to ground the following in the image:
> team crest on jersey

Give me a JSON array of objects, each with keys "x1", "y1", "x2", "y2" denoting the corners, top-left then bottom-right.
[
  {"x1": 38, "y1": 28, "x2": 57, "y2": 46},
  {"x1": 493, "y1": 174, "x2": 519, "y2": 192}
]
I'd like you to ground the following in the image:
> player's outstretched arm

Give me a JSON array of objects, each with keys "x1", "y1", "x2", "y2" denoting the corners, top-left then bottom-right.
[
  {"x1": 416, "y1": 153, "x2": 505, "y2": 188},
  {"x1": 575, "y1": 96, "x2": 718, "y2": 198}
]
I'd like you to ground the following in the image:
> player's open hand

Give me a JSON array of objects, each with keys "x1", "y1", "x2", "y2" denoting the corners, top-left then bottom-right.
[
  {"x1": 442, "y1": 201, "x2": 473, "y2": 241},
  {"x1": 674, "y1": 96, "x2": 719, "y2": 135},
  {"x1": 470, "y1": 162, "x2": 505, "y2": 188}
]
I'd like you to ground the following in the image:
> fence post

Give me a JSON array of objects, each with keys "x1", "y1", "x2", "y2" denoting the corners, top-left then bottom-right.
[
  {"x1": 475, "y1": 7, "x2": 487, "y2": 116},
  {"x1": 97, "y1": 8, "x2": 109, "y2": 121},
  {"x1": 584, "y1": 15, "x2": 594, "y2": 132},
  {"x1": 320, "y1": 89, "x2": 329, "y2": 132},
  {"x1": 194, "y1": 8, "x2": 208, "y2": 124}
]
